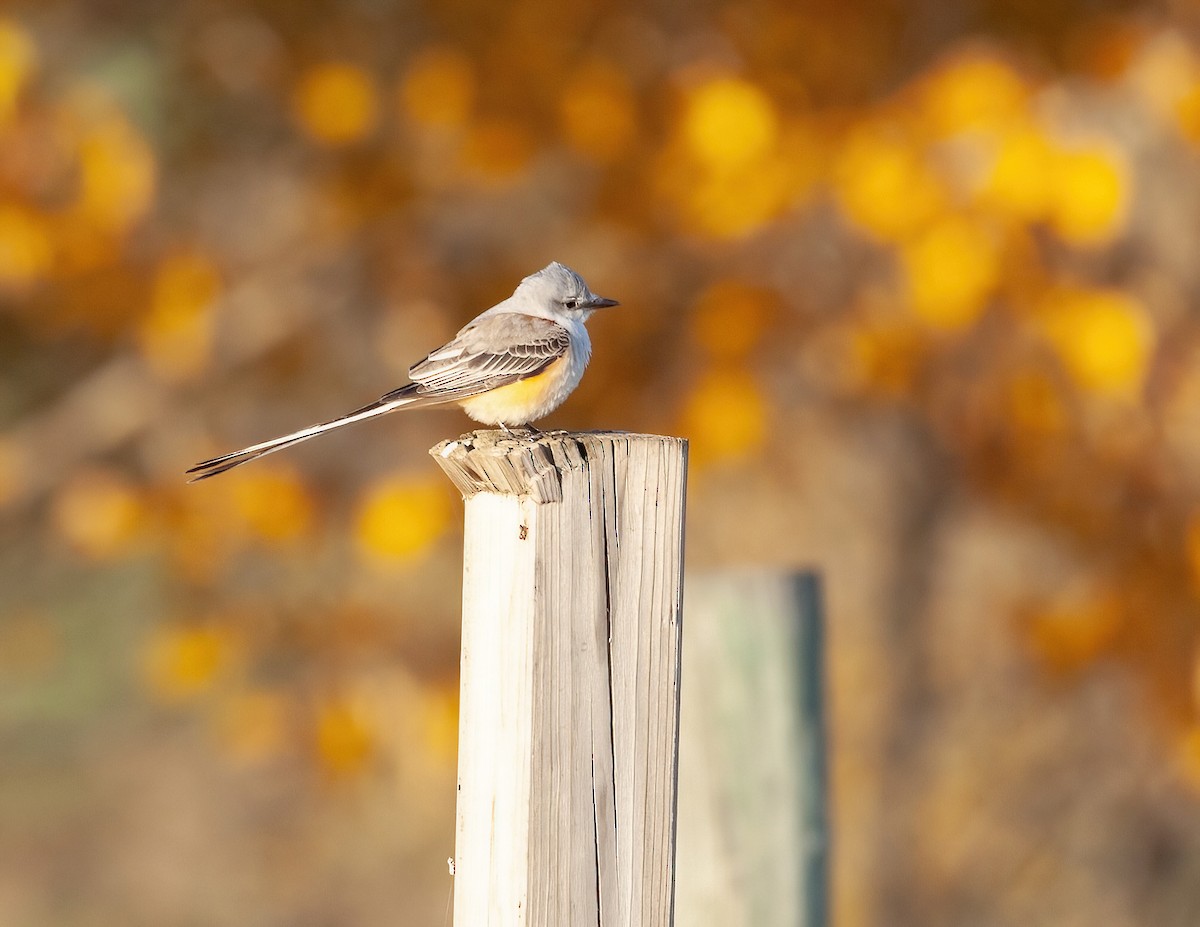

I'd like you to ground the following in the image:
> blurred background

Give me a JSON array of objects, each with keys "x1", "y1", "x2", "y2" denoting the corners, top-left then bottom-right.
[{"x1": 4, "y1": 0, "x2": 1200, "y2": 924}]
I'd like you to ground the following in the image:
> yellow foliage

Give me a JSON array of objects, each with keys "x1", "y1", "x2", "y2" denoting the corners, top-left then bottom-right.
[
  {"x1": 315, "y1": 698, "x2": 374, "y2": 777},
  {"x1": 680, "y1": 368, "x2": 769, "y2": 465},
  {"x1": 920, "y1": 51, "x2": 1030, "y2": 136},
  {"x1": 685, "y1": 153, "x2": 794, "y2": 239},
  {"x1": 560, "y1": 60, "x2": 637, "y2": 163},
  {"x1": 294, "y1": 62, "x2": 379, "y2": 146},
  {"x1": 143, "y1": 624, "x2": 237, "y2": 702},
  {"x1": 0, "y1": 18, "x2": 36, "y2": 127},
  {"x1": 229, "y1": 465, "x2": 316, "y2": 544},
  {"x1": 835, "y1": 125, "x2": 945, "y2": 241},
  {"x1": 0, "y1": 205, "x2": 52, "y2": 293},
  {"x1": 136, "y1": 251, "x2": 221, "y2": 382},
  {"x1": 683, "y1": 77, "x2": 778, "y2": 170},
  {"x1": 691, "y1": 280, "x2": 774, "y2": 360},
  {"x1": 1036, "y1": 287, "x2": 1153, "y2": 395},
  {"x1": 400, "y1": 47, "x2": 475, "y2": 129},
  {"x1": 900, "y1": 215, "x2": 999, "y2": 330},
  {"x1": 1047, "y1": 145, "x2": 1129, "y2": 246},
  {"x1": 50, "y1": 469, "x2": 146, "y2": 560},
  {"x1": 355, "y1": 475, "x2": 452, "y2": 562},
  {"x1": 980, "y1": 123, "x2": 1055, "y2": 220},
  {"x1": 77, "y1": 113, "x2": 157, "y2": 233}
]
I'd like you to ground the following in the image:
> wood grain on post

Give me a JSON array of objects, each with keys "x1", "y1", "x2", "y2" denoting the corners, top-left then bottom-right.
[{"x1": 431, "y1": 430, "x2": 688, "y2": 927}]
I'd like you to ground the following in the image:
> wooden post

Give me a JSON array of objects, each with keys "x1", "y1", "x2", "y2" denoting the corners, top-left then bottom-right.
[
  {"x1": 674, "y1": 571, "x2": 828, "y2": 927},
  {"x1": 432, "y1": 430, "x2": 688, "y2": 927}
]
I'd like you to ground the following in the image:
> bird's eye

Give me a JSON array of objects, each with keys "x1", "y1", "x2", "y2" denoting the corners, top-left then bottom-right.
[{"x1": 563, "y1": 298, "x2": 578, "y2": 310}]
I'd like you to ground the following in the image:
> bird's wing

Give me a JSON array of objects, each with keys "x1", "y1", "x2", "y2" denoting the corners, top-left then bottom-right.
[{"x1": 383, "y1": 312, "x2": 570, "y2": 402}]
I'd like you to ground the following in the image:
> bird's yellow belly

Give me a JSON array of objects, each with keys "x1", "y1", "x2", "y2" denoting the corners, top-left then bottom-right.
[{"x1": 457, "y1": 356, "x2": 571, "y2": 425}]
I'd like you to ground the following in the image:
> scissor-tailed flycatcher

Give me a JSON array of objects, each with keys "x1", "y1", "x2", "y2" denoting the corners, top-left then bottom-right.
[{"x1": 186, "y1": 262, "x2": 617, "y2": 481}]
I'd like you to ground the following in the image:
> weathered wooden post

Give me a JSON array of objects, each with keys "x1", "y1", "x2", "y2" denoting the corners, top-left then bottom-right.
[
  {"x1": 432, "y1": 430, "x2": 688, "y2": 926},
  {"x1": 674, "y1": 571, "x2": 829, "y2": 927}
]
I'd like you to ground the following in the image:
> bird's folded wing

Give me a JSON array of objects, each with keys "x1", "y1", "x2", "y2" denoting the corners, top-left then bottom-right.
[{"x1": 381, "y1": 313, "x2": 570, "y2": 402}]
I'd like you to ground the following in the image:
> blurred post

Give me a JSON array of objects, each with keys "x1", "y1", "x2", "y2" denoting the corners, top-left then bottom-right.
[
  {"x1": 675, "y1": 571, "x2": 828, "y2": 927},
  {"x1": 431, "y1": 430, "x2": 688, "y2": 927}
]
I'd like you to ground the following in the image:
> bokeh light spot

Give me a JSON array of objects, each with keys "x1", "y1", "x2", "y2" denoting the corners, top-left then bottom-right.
[
  {"x1": 294, "y1": 62, "x2": 379, "y2": 146},
  {"x1": 143, "y1": 624, "x2": 237, "y2": 702},
  {"x1": 901, "y1": 216, "x2": 999, "y2": 330},
  {"x1": 681, "y1": 369, "x2": 769, "y2": 465},
  {"x1": 1037, "y1": 287, "x2": 1154, "y2": 395},
  {"x1": 1048, "y1": 145, "x2": 1129, "y2": 246},
  {"x1": 355, "y1": 475, "x2": 452, "y2": 563},
  {"x1": 229, "y1": 465, "x2": 316, "y2": 544},
  {"x1": 137, "y1": 251, "x2": 221, "y2": 382},
  {"x1": 0, "y1": 205, "x2": 51, "y2": 294},
  {"x1": 50, "y1": 468, "x2": 146, "y2": 560},
  {"x1": 683, "y1": 77, "x2": 778, "y2": 170}
]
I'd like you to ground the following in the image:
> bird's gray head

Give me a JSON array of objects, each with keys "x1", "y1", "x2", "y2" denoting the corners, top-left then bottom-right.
[{"x1": 515, "y1": 262, "x2": 619, "y2": 322}]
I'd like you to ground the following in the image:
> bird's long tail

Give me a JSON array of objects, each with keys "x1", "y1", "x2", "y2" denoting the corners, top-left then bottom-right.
[{"x1": 186, "y1": 385, "x2": 426, "y2": 482}]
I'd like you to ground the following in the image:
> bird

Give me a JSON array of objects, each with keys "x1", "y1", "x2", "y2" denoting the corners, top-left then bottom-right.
[{"x1": 186, "y1": 262, "x2": 618, "y2": 482}]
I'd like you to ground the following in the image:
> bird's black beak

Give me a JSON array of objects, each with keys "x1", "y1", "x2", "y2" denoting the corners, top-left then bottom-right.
[{"x1": 586, "y1": 296, "x2": 620, "y2": 309}]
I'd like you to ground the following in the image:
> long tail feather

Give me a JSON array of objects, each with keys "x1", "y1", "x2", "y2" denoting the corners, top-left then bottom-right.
[{"x1": 187, "y1": 386, "x2": 423, "y2": 482}]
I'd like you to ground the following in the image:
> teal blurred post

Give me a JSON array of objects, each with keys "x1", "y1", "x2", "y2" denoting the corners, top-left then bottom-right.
[{"x1": 675, "y1": 570, "x2": 829, "y2": 927}]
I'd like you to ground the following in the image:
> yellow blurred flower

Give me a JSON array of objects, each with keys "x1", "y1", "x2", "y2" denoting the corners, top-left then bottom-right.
[
  {"x1": 1036, "y1": 287, "x2": 1154, "y2": 396},
  {"x1": 143, "y1": 623, "x2": 238, "y2": 702},
  {"x1": 0, "y1": 205, "x2": 51, "y2": 294},
  {"x1": 136, "y1": 251, "x2": 221, "y2": 382},
  {"x1": 1047, "y1": 144, "x2": 1129, "y2": 246},
  {"x1": 835, "y1": 124, "x2": 945, "y2": 241},
  {"x1": 400, "y1": 46, "x2": 475, "y2": 130},
  {"x1": 77, "y1": 112, "x2": 156, "y2": 233},
  {"x1": 683, "y1": 77, "x2": 778, "y2": 170},
  {"x1": 560, "y1": 60, "x2": 637, "y2": 164},
  {"x1": 900, "y1": 215, "x2": 999, "y2": 330},
  {"x1": 315, "y1": 697, "x2": 374, "y2": 778},
  {"x1": 229, "y1": 465, "x2": 316, "y2": 544},
  {"x1": 50, "y1": 468, "x2": 146, "y2": 560},
  {"x1": 680, "y1": 368, "x2": 769, "y2": 465},
  {"x1": 355, "y1": 475, "x2": 452, "y2": 563},
  {"x1": 920, "y1": 50, "x2": 1029, "y2": 137},
  {"x1": 980, "y1": 123, "x2": 1055, "y2": 221},
  {"x1": 294, "y1": 61, "x2": 379, "y2": 146},
  {"x1": 0, "y1": 18, "x2": 36, "y2": 127},
  {"x1": 691, "y1": 280, "x2": 774, "y2": 360}
]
